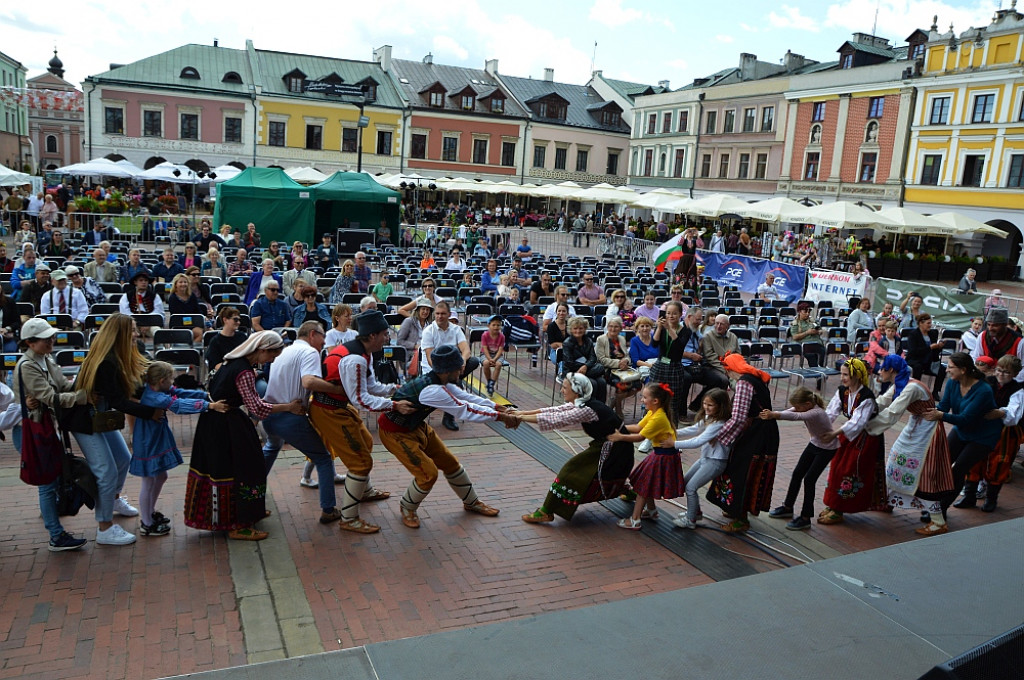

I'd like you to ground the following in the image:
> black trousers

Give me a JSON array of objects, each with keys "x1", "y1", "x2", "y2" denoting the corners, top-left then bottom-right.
[
  {"x1": 940, "y1": 430, "x2": 992, "y2": 514},
  {"x1": 683, "y1": 365, "x2": 730, "y2": 412},
  {"x1": 910, "y1": 361, "x2": 947, "y2": 396},
  {"x1": 783, "y1": 443, "x2": 837, "y2": 518}
]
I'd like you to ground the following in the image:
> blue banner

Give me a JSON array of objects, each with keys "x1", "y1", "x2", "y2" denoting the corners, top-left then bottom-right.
[{"x1": 695, "y1": 251, "x2": 806, "y2": 302}]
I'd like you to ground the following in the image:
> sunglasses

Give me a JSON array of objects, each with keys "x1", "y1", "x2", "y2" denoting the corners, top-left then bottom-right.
[{"x1": 266, "y1": 287, "x2": 279, "y2": 292}]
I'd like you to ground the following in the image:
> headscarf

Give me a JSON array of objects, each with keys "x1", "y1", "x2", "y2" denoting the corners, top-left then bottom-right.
[
  {"x1": 844, "y1": 358, "x2": 870, "y2": 389},
  {"x1": 224, "y1": 329, "x2": 285, "y2": 361},
  {"x1": 879, "y1": 354, "x2": 911, "y2": 397},
  {"x1": 566, "y1": 372, "x2": 593, "y2": 407},
  {"x1": 721, "y1": 351, "x2": 769, "y2": 383}
]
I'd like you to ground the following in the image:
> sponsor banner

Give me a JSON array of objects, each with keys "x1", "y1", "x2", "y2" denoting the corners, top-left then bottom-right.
[
  {"x1": 696, "y1": 251, "x2": 806, "y2": 301},
  {"x1": 807, "y1": 270, "x2": 868, "y2": 306},
  {"x1": 873, "y1": 278, "x2": 984, "y2": 331}
]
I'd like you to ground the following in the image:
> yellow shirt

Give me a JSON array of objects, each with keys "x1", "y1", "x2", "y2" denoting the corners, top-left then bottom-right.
[{"x1": 638, "y1": 408, "x2": 675, "y2": 448}]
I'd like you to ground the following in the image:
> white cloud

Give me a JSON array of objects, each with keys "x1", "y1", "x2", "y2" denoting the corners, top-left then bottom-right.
[
  {"x1": 667, "y1": 58, "x2": 689, "y2": 71},
  {"x1": 739, "y1": 22, "x2": 759, "y2": 32},
  {"x1": 768, "y1": 5, "x2": 821, "y2": 32},
  {"x1": 715, "y1": 34, "x2": 735, "y2": 43},
  {"x1": 588, "y1": 0, "x2": 643, "y2": 28},
  {"x1": 824, "y1": 1, "x2": 994, "y2": 38},
  {"x1": 432, "y1": 36, "x2": 470, "y2": 62}
]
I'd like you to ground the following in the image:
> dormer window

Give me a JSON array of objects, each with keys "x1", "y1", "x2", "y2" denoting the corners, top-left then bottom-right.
[
  {"x1": 529, "y1": 94, "x2": 568, "y2": 121},
  {"x1": 429, "y1": 91, "x2": 443, "y2": 107},
  {"x1": 461, "y1": 94, "x2": 475, "y2": 110},
  {"x1": 222, "y1": 71, "x2": 242, "y2": 84},
  {"x1": 180, "y1": 66, "x2": 200, "y2": 80},
  {"x1": 360, "y1": 79, "x2": 377, "y2": 101},
  {"x1": 840, "y1": 53, "x2": 853, "y2": 69},
  {"x1": 490, "y1": 97, "x2": 504, "y2": 113},
  {"x1": 601, "y1": 110, "x2": 620, "y2": 126},
  {"x1": 909, "y1": 43, "x2": 924, "y2": 59},
  {"x1": 322, "y1": 72, "x2": 345, "y2": 85},
  {"x1": 420, "y1": 81, "x2": 447, "y2": 108},
  {"x1": 283, "y1": 68, "x2": 308, "y2": 94}
]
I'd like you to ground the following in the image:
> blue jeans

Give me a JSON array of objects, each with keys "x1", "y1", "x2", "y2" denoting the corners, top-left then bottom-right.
[
  {"x1": 72, "y1": 430, "x2": 131, "y2": 523},
  {"x1": 13, "y1": 425, "x2": 63, "y2": 541},
  {"x1": 263, "y1": 412, "x2": 336, "y2": 511}
]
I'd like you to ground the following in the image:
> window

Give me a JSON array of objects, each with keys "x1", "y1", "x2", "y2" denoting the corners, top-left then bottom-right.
[
  {"x1": 491, "y1": 98, "x2": 504, "y2": 113},
  {"x1": 362, "y1": 83, "x2": 377, "y2": 101},
  {"x1": 288, "y1": 76, "x2": 303, "y2": 93},
  {"x1": 662, "y1": 112, "x2": 672, "y2": 133},
  {"x1": 840, "y1": 53, "x2": 853, "y2": 69},
  {"x1": 600, "y1": 110, "x2": 620, "y2": 126},
  {"x1": 533, "y1": 145, "x2": 546, "y2": 168},
  {"x1": 1019, "y1": 97, "x2": 1024, "y2": 122},
  {"x1": 1008, "y1": 155, "x2": 1024, "y2": 188},
  {"x1": 342, "y1": 128, "x2": 358, "y2": 152},
  {"x1": 929, "y1": 97, "x2": 950, "y2": 125},
  {"x1": 45, "y1": 135, "x2": 57, "y2": 153},
  {"x1": 576, "y1": 149, "x2": 588, "y2": 173},
  {"x1": 429, "y1": 91, "x2": 443, "y2": 107},
  {"x1": 442, "y1": 136, "x2": 458, "y2": 162},
  {"x1": 104, "y1": 107, "x2": 123, "y2": 134},
  {"x1": 377, "y1": 130, "x2": 393, "y2": 156},
  {"x1": 647, "y1": 114, "x2": 656, "y2": 134},
  {"x1": 143, "y1": 110, "x2": 162, "y2": 137},
  {"x1": 700, "y1": 154, "x2": 711, "y2": 177},
  {"x1": 678, "y1": 110, "x2": 688, "y2": 132},
  {"x1": 673, "y1": 149, "x2": 686, "y2": 177},
  {"x1": 909, "y1": 43, "x2": 924, "y2": 59},
  {"x1": 501, "y1": 141, "x2": 516, "y2": 167},
  {"x1": 742, "y1": 107, "x2": 756, "y2": 132},
  {"x1": 657, "y1": 153, "x2": 665, "y2": 174},
  {"x1": 867, "y1": 97, "x2": 884, "y2": 118},
  {"x1": 554, "y1": 147, "x2": 567, "y2": 170},
  {"x1": 755, "y1": 153, "x2": 768, "y2": 179},
  {"x1": 718, "y1": 153, "x2": 730, "y2": 178},
  {"x1": 643, "y1": 149, "x2": 653, "y2": 176},
  {"x1": 809, "y1": 124, "x2": 822, "y2": 144},
  {"x1": 859, "y1": 152, "x2": 878, "y2": 182},
  {"x1": 180, "y1": 113, "x2": 199, "y2": 140},
  {"x1": 962, "y1": 155, "x2": 984, "y2": 187},
  {"x1": 305, "y1": 124, "x2": 322, "y2": 150},
  {"x1": 461, "y1": 95, "x2": 475, "y2": 111},
  {"x1": 804, "y1": 152, "x2": 820, "y2": 180},
  {"x1": 761, "y1": 106, "x2": 774, "y2": 131},
  {"x1": 738, "y1": 153, "x2": 750, "y2": 179},
  {"x1": 972, "y1": 94, "x2": 995, "y2": 123},
  {"x1": 705, "y1": 110, "x2": 717, "y2": 134},
  {"x1": 811, "y1": 102, "x2": 826, "y2": 122},
  {"x1": 723, "y1": 110, "x2": 735, "y2": 133},
  {"x1": 224, "y1": 117, "x2": 242, "y2": 143},
  {"x1": 268, "y1": 121, "x2": 285, "y2": 147},
  {"x1": 472, "y1": 138, "x2": 488, "y2": 164},
  {"x1": 411, "y1": 133, "x2": 427, "y2": 159},
  {"x1": 222, "y1": 71, "x2": 243, "y2": 84},
  {"x1": 920, "y1": 154, "x2": 942, "y2": 185},
  {"x1": 180, "y1": 66, "x2": 200, "y2": 80},
  {"x1": 606, "y1": 151, "x2": 619, "y2": 175}
]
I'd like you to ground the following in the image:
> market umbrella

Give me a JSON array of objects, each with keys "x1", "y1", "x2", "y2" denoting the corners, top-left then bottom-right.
[
  {"x1": 0, "y1": 163, "x2": 31, "y2": 186},
  {"x1": 929, "y1": 212, "x2": 1009, "y2": 238},
  {"x1": 210, "y1": 164, "x2": 242, "y2": 183},
  {"x1": 54, "y1": 157, "x2": 138, "y2": 179},
  {"x1": 874, "y1": 207, "x2": 955, "y2": 235},
  {"x1": 683, "y1": 193, "x2": 750, "y2": 218},
  {"x1": 136, "y1": 161, "x2": 211, "y2": 184},
  {"x1": 285, "y1": 166, "x2": 328, "y2": 184},
  {"x1": 632, "y1": 188, "x2": 688, "y2": 210},
  {"x1": 734, "y1": 196, "x2": 808, "y2": 223},
  {"x1": 793, "y1": 200, "x2": 896, "y2": 230}
]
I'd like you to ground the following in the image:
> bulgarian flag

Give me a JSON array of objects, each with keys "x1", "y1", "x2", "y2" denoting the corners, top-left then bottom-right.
[{"x1": 652, "y1": 234, "x2": 685, "y2": 272}]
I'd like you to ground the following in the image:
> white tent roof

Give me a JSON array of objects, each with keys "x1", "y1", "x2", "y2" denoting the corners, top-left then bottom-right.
[
  {"x1": 929, "y1": 212, "x2": 1009, "y2": 238},
  {"x1": 794, "y1": 200, "x2": 896, "y2": 230},
  {"x1": 734, "y1": 197, "x2": 809, "y2": 223},
  {"x1": 54, "y1": 158, "x2": 138, "y2": 178},
  {"x1": 136, "y1": 162, "x2": 211, "y2": 185},
  {"x1": 210, "y1": 165, "x2": 243, "y2": 183},
  {"x1": 683, "y1": 193, "x2": 751, "y2": 218},
  {"x1": 0, "y1": 163, "x2": 31, "y2": 186},
  {"x1": 285, "y1": 167, "x2": 328, "y2": 183}
]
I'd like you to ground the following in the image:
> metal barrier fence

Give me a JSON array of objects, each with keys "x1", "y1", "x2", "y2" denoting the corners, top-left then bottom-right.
[{"x1": 3, "y1": 210, "x2": 148, "y2": 240}]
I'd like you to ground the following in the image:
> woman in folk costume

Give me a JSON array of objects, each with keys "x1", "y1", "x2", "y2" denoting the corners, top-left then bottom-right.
[
  {"x1": 817, "y1": 358, "x2": 887, "y2": 525},
  {"x1": 705, "y1": 352, "x2": 779, "y2": 533},
  {"x1": 516, "y1": 373, "x2": 635, "y2": 524},
  {"x1": 863, "y1": 355, "x2": 955, "y2": 536},
  {"x1": 959, "y1": 355, "x2": 1024, "y2": 514}
]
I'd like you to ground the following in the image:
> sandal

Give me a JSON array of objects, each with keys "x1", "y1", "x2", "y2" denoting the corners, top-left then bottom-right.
[
  {"x1": 640, "y1": 507, "x2": 659, "y2": 520},
  {"x1": 915, "y1": 522, "x2": 949, "y2": 537},
  {"x1": 339, "y1": 518, "x2": 381, "y2": 534},
  {"x1": 464, "y1": 500, "x2": 500, "y2": 517},
  {"x1": 228, "y1": 528, "x2": 268, "y2": 541},
  {"x1": 400, "y1": 507, "x2": 420, "y2": 529},
  {"x1": 362, "y1": 488, "x2": 391, "y2": 502},
  {"x1": 817, "y1": 510, "x2": 844, "y2": 525},
  {"x1": 521, "y1": 509, "x2": 554, "y2": 524},
  {"x1": 721, "y1": 519, "x2": 750, "y2": 533},
  {"x1": 617, "y1": 517, "x2": 642, "y2": 530}
]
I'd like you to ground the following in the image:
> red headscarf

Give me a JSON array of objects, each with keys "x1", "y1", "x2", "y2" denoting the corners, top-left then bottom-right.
[{"x1": 721, "y1": 351, "x2": 770, "y2": 383}]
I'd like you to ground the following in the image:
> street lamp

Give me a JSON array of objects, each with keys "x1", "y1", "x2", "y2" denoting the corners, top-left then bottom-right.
[
  {"x1": 171, "y1": 168, "x2": 215, "y2": 229},
  {"x1": 399, "y1": 179, "x2": 436, "y2": 229}
]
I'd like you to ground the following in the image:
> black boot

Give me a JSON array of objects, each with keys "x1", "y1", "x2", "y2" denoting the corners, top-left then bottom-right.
[
  {"x1": 952, "y1": 481, "x2": 978, "y2": 509},
  {"x1": 981, "y1": 484, "x2": 1001, "y2": 513},
  {"x1": 442, "y1": 413, "x2": 460, "y2": 431}
]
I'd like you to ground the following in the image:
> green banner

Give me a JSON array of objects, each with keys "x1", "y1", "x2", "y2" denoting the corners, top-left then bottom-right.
[{"x1": 873, "y1": 278, "x2": 984, "y2": 332}]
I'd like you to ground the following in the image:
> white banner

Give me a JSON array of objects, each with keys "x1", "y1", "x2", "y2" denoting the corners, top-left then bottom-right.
[{"x1": 807, "y1": 269, "x2": 867, "y2": 306}]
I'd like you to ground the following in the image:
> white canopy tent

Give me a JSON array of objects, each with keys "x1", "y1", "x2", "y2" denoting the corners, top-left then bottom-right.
[
  {"x1": 210, "y1": 164, "x2": 243, "y2": 183},
  {"x1": 0, "y1": 163, "x2": 31, "y2": 186},
  {"x1": 930, "y1": 212, "x2": 1009, "y2": 238},
  {"x1": 136, "y1": 162, "x2": 211, "y2": 185},
  {"x1": 734, "y1": 196, "x2": 809, "y2": 223},
  {"x1": 683, "y1": 193, "x2": 751, "y2": 218},
  {"x1": 53, "y1": 158, "x2": 138, "y2": 179},
  {"x1": 284, "y1": 166, "x2": 328, "y2": 184},
  {"x1": 793, "y1": 200, "x2": 897, "y2": 230}
]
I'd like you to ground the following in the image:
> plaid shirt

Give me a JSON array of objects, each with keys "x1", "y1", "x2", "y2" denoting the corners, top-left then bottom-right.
[
  {"x1": 717, "y1": 378, "x2": 753, "y2": 448},
  {"x1": 536, "y1": 402, "x2": 598, "y2": 432}
]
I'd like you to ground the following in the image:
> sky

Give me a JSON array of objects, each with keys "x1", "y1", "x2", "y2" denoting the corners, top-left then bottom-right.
[{"x1": 0, "y1": 0, "x2": 1005, "y2": 89}]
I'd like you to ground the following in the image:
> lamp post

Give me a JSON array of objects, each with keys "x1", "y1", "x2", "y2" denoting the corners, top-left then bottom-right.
[
  {"x1": 172, "y1": 168, "x2": 215, "y2": 229},
  {"x1": 399, "y1": 178, "x2": 436, "y2": 230}
]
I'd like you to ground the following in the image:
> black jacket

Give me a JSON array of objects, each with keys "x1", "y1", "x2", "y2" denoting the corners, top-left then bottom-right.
[{"x1": 64, "y1": 354, "x2": 157, "y2": 434}]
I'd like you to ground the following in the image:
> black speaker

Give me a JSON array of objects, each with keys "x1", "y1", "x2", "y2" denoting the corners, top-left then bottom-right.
[{"x1": 917, "y1": 624, "x2": 1023, "y2": 680}]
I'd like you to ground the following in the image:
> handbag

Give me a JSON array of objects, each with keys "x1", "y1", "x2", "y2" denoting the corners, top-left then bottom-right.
[
  {"x1": 611, "y1": 368, "x2": 642, "y2": 384},
  {"x1": 90, "y1": 397, "x2": 125, "y2": 433},
  {"x1": 17, "y1": 363, "x2": 66, "y2": 487}
]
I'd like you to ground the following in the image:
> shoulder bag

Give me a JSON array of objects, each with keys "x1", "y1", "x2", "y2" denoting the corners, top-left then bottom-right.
[{"x1": 17, "y1": 363, "x2": 66, "y2": 486}]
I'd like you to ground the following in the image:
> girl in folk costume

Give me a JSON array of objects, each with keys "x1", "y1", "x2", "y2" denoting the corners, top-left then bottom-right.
[
  {"x1": 817, "y1": 358, "x2": 888, "y2": 525},
  {"x1": 610, "y1": 383, "x2": 684, "y2": 530},
  {"x1": 864, "y1": 355, "x2": 955, "y2": 536},
  {"x1": 668, "y1": 388, "x2": 732, "y2": 530},
  {"x1": 959, "y1": 354, "x2": 1023, "y2": 513},
  {"x1": 706, "y1": 353, "x2": 780, "y2": 533}
]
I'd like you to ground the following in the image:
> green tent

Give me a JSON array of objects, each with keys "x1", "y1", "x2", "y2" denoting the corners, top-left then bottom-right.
[
  {"x1": 309, "y1": 172, "x2": 401, "y2": 244},
  {"x1": 213, "y1": 168, "x2": 315, "y2": 246}
]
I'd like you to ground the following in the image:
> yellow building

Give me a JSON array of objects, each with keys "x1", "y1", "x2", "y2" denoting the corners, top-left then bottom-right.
[
  {"x1": 252, "y1": 43, "x2": 404, "y2": 174},
  {"x1": 903, "y1": 8, "x2": 1024, "y2": 271}
]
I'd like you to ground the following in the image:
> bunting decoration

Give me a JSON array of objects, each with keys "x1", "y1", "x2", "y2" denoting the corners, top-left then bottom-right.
[{"x1": 0, "y1": 87, "x2": 84, "y2": 112}]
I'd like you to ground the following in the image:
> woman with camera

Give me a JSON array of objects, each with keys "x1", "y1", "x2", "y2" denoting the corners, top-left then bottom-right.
[{"x1": 789, "y1": 301, "x2": 826, "y2": 367}]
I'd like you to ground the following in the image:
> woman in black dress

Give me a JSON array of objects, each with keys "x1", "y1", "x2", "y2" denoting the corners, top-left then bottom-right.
[
  {"x1": 561, "y1": 315, "x2": 607, "y2": 403},
  {"x1": 906, "y1": 313, "x2": 946, "y2": 400},
  {"x1": 205, "y1": 306, "x2": 247, "y2": 373},
  {"x1": 184, "y1": 331, "x2": 304, "y2": 540}
]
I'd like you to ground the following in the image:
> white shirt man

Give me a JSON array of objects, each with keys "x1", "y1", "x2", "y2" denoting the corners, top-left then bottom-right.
[
  {"x1": 756, "y1": 274, "x2": 780, "y2": 301},
  {"x1": 40, "y1": 270, "x2": 89, "y2": 327},
  {"x1": 419, "y1": 302, "x2": 469, "y2": 374}
]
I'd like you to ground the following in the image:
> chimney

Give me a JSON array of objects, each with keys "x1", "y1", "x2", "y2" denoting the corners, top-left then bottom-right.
[
  {"x1": 109, "y1": 63, "x2": 125, "y2": 70},
  {"x1": 213, "y1": 38, "x2": 219, "y2": 47},
  {"x1": 852, "y1": 32, "x2": 891, "y2": 49},
  {"x1": 738, "y1": 53, "x2": 757, "y2": 80},
  {"x1": 485, "y1": 58, "x2": 498, "y2": 75},
  {"x1": 543, "y1": 67, "x2": 554, "y2": 82},
  {"x1": 423, "y1": 52, "x2": 433, "y2": 65},
  {"x1": 592, "y1": 69, "x2": 603, "y2": 78},
  {"x1": 373, "y1": 45, "x2": 392, "y2": 72},
  {"x1": 658, "y1": 79, "x2": 670, "y2": 90},
  {"x1": 783, "y1": 50, "x2": 807, "y2": 71}
]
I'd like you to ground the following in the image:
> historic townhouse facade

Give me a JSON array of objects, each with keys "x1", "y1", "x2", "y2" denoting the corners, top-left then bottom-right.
[
  {"x1": 0, "y1": 50, "x2": 29, "y2": 172},
  {"x1": 778, "y1": 33, "x2": 923, "y2": 209},
  {"x1": 27, "y1": 50, "x2": 84, "y2": 172},
  {"x1": 902, "y1": 8, "x2": 1024, "y2": 263}
]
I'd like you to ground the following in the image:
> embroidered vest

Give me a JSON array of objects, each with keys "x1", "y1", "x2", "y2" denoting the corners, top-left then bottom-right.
[
  {"x1": 979, "y1": 330, "x2": 1022, "y2": 362},
  {"x1": 384, "y1": 372, "x2": 445, "y2": 430},
  {"x1": 581, "y1": 398, "x2": 622, "y2": 440},
  {"x1": 315, "y1": 339, "x2": 370, "y2": 408},
  {"x1": 838, "y1": 384, "x2": 876, "y2": 419}
]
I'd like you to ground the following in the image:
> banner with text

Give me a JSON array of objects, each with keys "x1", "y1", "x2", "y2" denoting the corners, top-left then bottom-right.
[
  {"x1": 696, "y1": 251, "x2": 807, "y2": 301},
  {"x1": 873, "y1": 278, "x2": 984, "y2": 331},
  {"x1": 807, "y1": 269, "x2": 868, "y2": 306}
]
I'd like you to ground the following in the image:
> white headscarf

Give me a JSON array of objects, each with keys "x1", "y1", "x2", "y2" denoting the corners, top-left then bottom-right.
[
  {"x1": 566, "y1": 373, "x2": 593, "y2": 407},
  {"x1": 223, "y1": 330, "x2": 285, "y2": 361}
]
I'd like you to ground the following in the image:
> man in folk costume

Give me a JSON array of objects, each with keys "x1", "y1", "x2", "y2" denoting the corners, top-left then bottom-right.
[
  {"x1": 378, "y1": 344, "x2": 519, "y2": 529},
  {"x1": 308, "y1": 310, "x2": 415, "y2": 534},
  {"x1": 118, "y1": 270, "x2": 164, "y2": 338},
  {"x1": 970, "y1": 307, "x2": 1024, "y2": 382}
]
